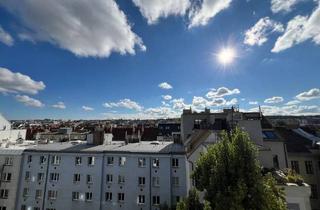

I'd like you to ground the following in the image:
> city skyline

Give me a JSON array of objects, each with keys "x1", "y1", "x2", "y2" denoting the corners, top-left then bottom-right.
[{"x1": 0, "y1": 0, "x2": 320, "y2": 120}]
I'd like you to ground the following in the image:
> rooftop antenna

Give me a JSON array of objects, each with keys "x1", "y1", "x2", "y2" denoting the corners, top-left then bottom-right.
[{"x1": 259, "y1": 105, "x2": 262, "y2": 119}]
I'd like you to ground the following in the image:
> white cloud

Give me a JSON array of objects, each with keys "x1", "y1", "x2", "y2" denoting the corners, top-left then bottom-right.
[
  {"x1": 208, "y1": 97, "x2": 227, "y2": 106},
  {"x1": 161, "y1": 101, "x2": 170, "y2": 106},
  {"x1": 0, "y1": 67, "x2": 45, "y2": 95},
  {"x1": 225, "y1": 98, "x2": 238, "y2": 106},
  {"x1": 244, "y1": 17, "x2": 284, "y2": 46},
  {"x1": 192, "y1": 96, "x2": 209, "y2": 109},
  {"x1": 0, "y1": 0, "x2": 145, "y2": 57},
  {"x1": 264, "y1": 96, "x2": 284, "y2": 104},
  {"x1": 271, "y1": 0, "x2": 303, "y2": 13},
  {"x1": 188, "y1": 0, "x2": 232, "y2": 28},
  {"x1": 296, "y1": 88, "x2": 320, "y2": 101},
  {"x1": 191, "y1": 96, "x2": 237, "y2": 109},
  {"x1": 15, "y1": 95, "x2": 44, "y2": 107},
  {"x1": 272, "y1": 4, "x2": 320, "y2": 52},
  {"x1": 171, "y1": 98, "x2": 190, "y2": 110},
  {"x1": 158, "y1": 82, "x2": 173, "y2": 89},
  {"x1": 52, "y1": 102, "x2": 66, "y2": 109},
  {"x1": 132, "y1": 0, "x2": 190, "y2": 24},
  {"x1": 249, "y1": 101, "x2": 258, "y2": 105},
  {"x1": 144, "y1": 106, "x2": 179, "y2": 118},
  {"x1": 250, "y1": 105, "x2": 320, "y2": 115},
  {"x1": 0, "y1": 26, "x2": 14, "y2": 46},
  {"x1": 162, "y1": 95, "x2": 172, "y2": 100},
  {"x1": 103, "y1": 99, "x2": 143, "y2": 111},
  {"x1": 286, "y1": 100, "x2": 301, "y2": 105},
  {"x1": 82, "y1": 106, "x2": 94, "y2": 111},
  {"x1": 206, "y1": 87, "x2": 240, "y2": 98}
]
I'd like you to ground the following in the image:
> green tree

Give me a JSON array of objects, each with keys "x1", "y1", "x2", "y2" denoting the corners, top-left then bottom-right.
[
  {"x1": 192, "y1": 128, "x2": 286, "y2": 210},
  {"x1": 176, "y1": 189, "x2": 203, "y2": 210}
]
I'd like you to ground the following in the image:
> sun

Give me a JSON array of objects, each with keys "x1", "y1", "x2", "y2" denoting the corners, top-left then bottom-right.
[{"x1": 217, "y1": 47, "x2": 236, "y2": 65}]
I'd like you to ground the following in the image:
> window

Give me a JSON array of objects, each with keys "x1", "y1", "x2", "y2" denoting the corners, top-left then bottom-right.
[
  {"x1": 310, "y1": 184, "x2": 318, "y2": 199},
  {"x1": 291, "y1": 161, "x2": 300, "y2": 173},
  {"x1": 118, "y1": 193, "x2": 124, "y2": 202},
  {"x1": 46, "y1": 208, "x2": 56, "y2": 210},
  {"x1": 305, "y1": 161, "x2": 314, "y2": 174},
  {"x1": 107, "y1": 156, "x2": 114, "y2": 165},
  {"x1": 153, "y1": 158, "x2": 159, "y2": 168},
  {"x1": 72, "y1": 192, "x2": 80, "y2": 201},
  {"x1": 152, "y1": 177, "x2": 160, "y2": 187},
  {"x1": 85, "y1": 192, "x2": 93, "y2": 202},
  {"x1": 119, "y1": 156, "x2": 126, "y2": 166},
  {"x1": 35, "y1": 189, "x2": 42, "y2": 199},
  {"x1": 48, "y1": 190, "x2": 58, "y2": 200},
  {"x1": 105, "y1": 192, "x2": 112, "y2": 201},
  {"x1": 37, "y1": 173, "x2": 44, "y2": 182},
  {"x1": 50, "y1": 173, "x2": 60, "y2": 182},
  {"x1": 0, "y1": 189, "x2": 8, "y2": 199},
  {"x1": 273, "y1": 155, "x2": 279, "y2": 169},
  {"x1": 176, "y1": 196, "x2": 180, "y2": 203},
  {"x1": 173, "y1": 177, "x2": 179, "y2": 187},
  {"x1": 0, "y1": 207, "x2": 6, "y2": 210},
  {"x1": 118, "y1": 175, "x2": 125, "y2": 184},
  {"x1": 23, "y1": 188, "x2": 29, "y2": 197},
  {"x1": 2, "y1": 173, "x2": 11, "y2": 182},
  {"x1": 88, "y1": 157, "x2": 95, "y2": 166},
  {"x1": 25, "y1": 171, "x2": 30, "y2": 181},
  {"x1": 21, "y1": 205, "x2": 26, "y2": 210},
  {"x1": 87, "y1": 175, "x2": 93, "y2": 184},
  {"x1": 4, "y1": 157, "x2": 13, "y2": 166},
  {"x1": 51, "y1": 155, "x2": 61, "y2": 165},
  {"x1": 40, "y1": 156, "x2": 46, "y2": 164},
  {"x1": 138, "y1": 195, "x2": 145, "y2": 204},
  {"x1": 152, "y1": 196, "x2": 160, "y2": 205},
  {"x1": 75, "y1": 157, "x2": 82, "y2": 165},
  {"x1": 172, "y1": 158, "x2": 179, "y2": 168},
  {"x1": 73, "y1": 174, "x2": 80, "y2": 182},
  {"x1": 262, "y1": 131, "x2": 277, "y2": 139},
  {"x1": 138, "y1": 177, "x2": 145, "y2": 186},
  {"x1": 27, "y1": 155, "x2": 32, "y2": 163},
  {"x1": 106, "y1": 174, "x2": 113, "y2": 183},
  {"x1": 34, "y1": 207, "x2": 40, "y2": 210},
  {"x1": 138, "y1": 157, "x2": 146, "y2": 167}
]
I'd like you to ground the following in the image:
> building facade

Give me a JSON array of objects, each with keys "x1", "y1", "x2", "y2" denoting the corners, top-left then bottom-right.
[
  {"x1": 0, "y1": 148, "x2": 25, "y2": 210},
  {"x1": 16, "y1": 141, "x2": 187, "y2": 210}
]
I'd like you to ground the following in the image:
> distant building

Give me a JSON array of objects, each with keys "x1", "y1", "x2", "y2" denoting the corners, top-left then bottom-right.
[
  {"x1": 35, "y1": 127, "x2": 89, "y2": 142},
  {"x1": 0, "y1": 114, "x2": 27, "y2": 143}
]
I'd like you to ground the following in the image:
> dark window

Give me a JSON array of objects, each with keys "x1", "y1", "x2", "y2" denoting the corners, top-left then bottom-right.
[
  {"x1": 310, "y1": 184, "x2": 318, "y2": 199},
  {"x1": 305, "y1": 161, "x2": 314, "y2": 174},
  {"x1": 291, "y1": 161, "x2": 300, "y2": 174},
  {"x1": 152, "y1": 196, "x2": 160, "y2": 205},
  {"x1": 273, "y1": 155, "x2": 279, "y2": 169}
]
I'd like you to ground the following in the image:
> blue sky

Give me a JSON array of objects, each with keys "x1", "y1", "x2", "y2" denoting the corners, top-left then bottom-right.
[{"x1": 0, "y1": 0, "x2": 319, "y2": 120}]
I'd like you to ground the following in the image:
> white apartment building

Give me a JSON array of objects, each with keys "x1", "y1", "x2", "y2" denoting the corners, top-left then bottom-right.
[
  {"x1": 16, "y1": 140, "x2": 187, "y2": 210},
  {"x1": 0, "y1": 143, "x2": 36, "y2": 210}
]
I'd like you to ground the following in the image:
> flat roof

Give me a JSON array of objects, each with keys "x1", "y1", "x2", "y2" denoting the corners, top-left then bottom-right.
[{"x1": 24, "y1": 141, "x2": 185, "y2": 154}]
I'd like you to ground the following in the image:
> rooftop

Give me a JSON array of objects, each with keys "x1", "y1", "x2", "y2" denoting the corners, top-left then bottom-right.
[{"x1": 24, "y1": 141, "x2": 185, "y2": 154}]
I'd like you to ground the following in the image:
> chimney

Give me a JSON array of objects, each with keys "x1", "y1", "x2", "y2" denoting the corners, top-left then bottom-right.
[
  {"x1": 125, "y1": 130, "x2": 128, "y2": 145},
  {"x1": 138, "y1": 130, "x2": 141, "y2": 143},
  {"x1": 92, "y1": 127, "x2": 104, "y2": 145}
]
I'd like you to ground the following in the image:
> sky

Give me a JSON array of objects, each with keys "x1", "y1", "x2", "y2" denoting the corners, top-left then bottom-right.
[{"x1": 0, "y1": 0, "x2": 320, "y2": 120}]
